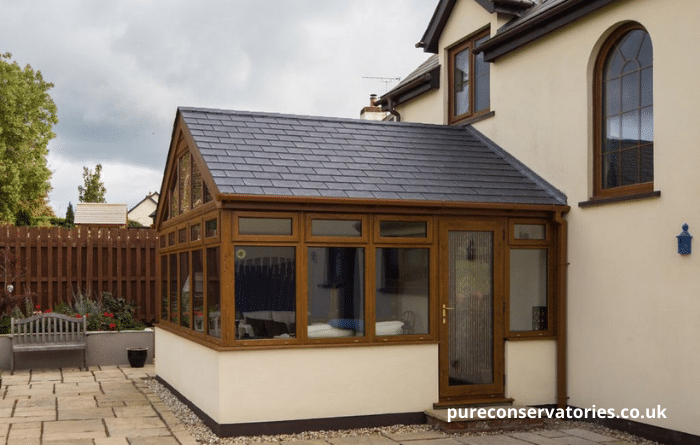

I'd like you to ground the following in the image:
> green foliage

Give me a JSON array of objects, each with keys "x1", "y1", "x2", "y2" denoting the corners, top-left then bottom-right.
[
  {"x1": 65, "y1": 202, "x2": 74, "y2": 226},
  {"x1": 127, "y1": 219, "x2": 144, "y2": 227},
  {"x1": 0, "y1": 52, "x2": 58, "y2": 225},
  {"x1": 0, "y1": 290, "x2": 146, "y2": 333},
  {"x1": 78, "y1": 164, "x2": 107, "y2": 203}
]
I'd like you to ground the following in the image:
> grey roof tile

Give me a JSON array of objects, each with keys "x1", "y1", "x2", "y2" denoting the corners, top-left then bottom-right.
[{"x1": 178, "y1": 107, "x2": 566, "y2": 206}]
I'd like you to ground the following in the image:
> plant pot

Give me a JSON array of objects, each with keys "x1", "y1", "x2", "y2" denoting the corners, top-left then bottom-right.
[{"x1": 126, "y1": 347, "x2": 148, "y2": 368}]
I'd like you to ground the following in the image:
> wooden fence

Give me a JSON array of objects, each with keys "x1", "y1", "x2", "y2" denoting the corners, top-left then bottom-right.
[{"x1": 0, "y1": 226, "x2": 158, "y2": 323}]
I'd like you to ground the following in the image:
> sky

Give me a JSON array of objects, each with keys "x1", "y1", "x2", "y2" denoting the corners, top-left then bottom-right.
[{"x1": 0, "y1": 0, "x2": 438, "y2": 217}]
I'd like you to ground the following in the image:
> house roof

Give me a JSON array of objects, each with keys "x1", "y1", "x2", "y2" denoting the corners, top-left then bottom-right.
[
  {"x1": 377, "y1": 55, "x2": 440, "y2": 109},
  {"x1": 179, "y1": 107, "x2": 566, "y2": 206},
  {"x1": 128, "y1": 192, "x2": 159, "y2": 214},
  {"x1": 74, "y1": 203, "x2": 128, "y2": 225},
  {"x1": 418, "y1": 0, "x2": 619, "y2": 60}
]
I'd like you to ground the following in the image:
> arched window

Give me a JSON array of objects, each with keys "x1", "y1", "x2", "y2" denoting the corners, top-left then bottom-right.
[{"x1": 595, "y1": 24, "x2": 653, "y2": 198}]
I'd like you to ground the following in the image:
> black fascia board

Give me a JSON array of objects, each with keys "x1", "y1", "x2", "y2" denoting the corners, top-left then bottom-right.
[{"x1": 478, "y1": 0, "x2": 620, "y2": 62}]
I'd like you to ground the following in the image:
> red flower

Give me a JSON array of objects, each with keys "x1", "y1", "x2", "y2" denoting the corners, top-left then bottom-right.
[
  {"x1": 44, "y1": 309, "x2": 52, "y2": 313},
  {"x1": 109, "y1": 323, "x2": 116, "y2": 330},
  {"x1": 76, "y1": 314, "x2": 82, "y2": 318},
  {"x1": 35, "y1": 304, "x2": 41, "y2": 310}
]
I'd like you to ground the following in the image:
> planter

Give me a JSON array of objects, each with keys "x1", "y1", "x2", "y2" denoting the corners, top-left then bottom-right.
[{"x1": 127, "y1": 347, "x2": 148, "y2": 368}]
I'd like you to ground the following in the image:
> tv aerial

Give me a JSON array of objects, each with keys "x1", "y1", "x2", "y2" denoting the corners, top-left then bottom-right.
[{"x1": 362, "y1": 76, "x2": 401, "y2": 92}]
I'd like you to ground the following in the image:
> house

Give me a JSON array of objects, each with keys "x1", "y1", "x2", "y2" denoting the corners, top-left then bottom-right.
[
  {"x1": 155, "y1": 0, "x2": 699, "y2": 442},
  {"x1": 128, "y1": 192, "x2": 159, "y2": 227},
  {"x1": 154, "y1": 106, "x2": 568, "y2": 436},
  {"x1": 74, "y1": 203, "x2": 127, "y2": 228},
  {"x1": 374, "y1": 0, "x2": 699, "y2": 443}
]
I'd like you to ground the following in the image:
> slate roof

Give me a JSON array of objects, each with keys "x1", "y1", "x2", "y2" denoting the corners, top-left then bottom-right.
[{"x1": 179, "y1": 107, "x2": 566, "y2": 206}]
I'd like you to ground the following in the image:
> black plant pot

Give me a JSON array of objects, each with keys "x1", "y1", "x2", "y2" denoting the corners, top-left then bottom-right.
[{"x1": 127, "y1": 348, "x2": 148, "y2": 368}]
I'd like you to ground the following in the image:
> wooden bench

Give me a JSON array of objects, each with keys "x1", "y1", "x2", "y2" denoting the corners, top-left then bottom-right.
[{"x1": 11, "y1": 313, "x2": 88, "y2": 373}]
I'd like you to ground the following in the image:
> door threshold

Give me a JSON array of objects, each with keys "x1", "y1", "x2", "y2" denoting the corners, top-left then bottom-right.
[{"x1": 434, "y1": 396, "x2": 514, "y2": 409}]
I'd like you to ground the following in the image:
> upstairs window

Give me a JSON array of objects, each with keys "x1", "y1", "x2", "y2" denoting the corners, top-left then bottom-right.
[
  {"x1": 595, "y1": 24, "x2": 653, "y2": 198},
  {"x1": 449, "y1": 28, "x2": 490, "y2": 124}
]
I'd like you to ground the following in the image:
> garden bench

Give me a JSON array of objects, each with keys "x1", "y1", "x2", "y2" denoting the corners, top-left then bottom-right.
[{"x1": 10, "y1": 313, "x2": 88, "y2": 373}]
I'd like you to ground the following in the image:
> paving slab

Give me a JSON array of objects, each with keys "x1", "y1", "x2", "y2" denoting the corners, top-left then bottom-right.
[
  {"x1": 561, "y1": 428, "x2": 623, "y2": 442},
  {"x1": 328, "y1": 435, "x2": 398, "y2": 445},
  {"x1": 383, "y1": 431, "x2": 449, "y2": 441},
  {"x1": 455, "y1": 435, "x2": 533, "y2": 445}
]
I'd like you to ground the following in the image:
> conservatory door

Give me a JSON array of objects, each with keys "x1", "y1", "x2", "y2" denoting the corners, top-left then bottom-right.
[{"x1": 439, "y1": 220, "x2": 505, "y2": 400}]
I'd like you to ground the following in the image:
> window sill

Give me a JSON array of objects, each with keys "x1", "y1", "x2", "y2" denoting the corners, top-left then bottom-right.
[
  {"x1": 452, "y1": 110, "x2": 495, "y2": 126},
  {"x1": 578, "y1": 190, "x2": 661, "y2": 208}
]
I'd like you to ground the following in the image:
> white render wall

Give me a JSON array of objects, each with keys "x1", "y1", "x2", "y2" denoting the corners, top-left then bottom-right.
[
  {"x1": 414, "y1": 0, "x2": 700, "y2": 436},
  {"x1": 156, "y1": 328, "x2": 439, "y2": 425}
]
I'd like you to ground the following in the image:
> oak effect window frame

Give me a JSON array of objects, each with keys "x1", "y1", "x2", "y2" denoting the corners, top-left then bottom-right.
[
  {"x1": 593, "y1": 23, "x2": 654, "y2": 200},
  {"x1": 505, "y1": 219, "x2": 555, "y2": 340},
  {"x1": 233, "y1": 211, "x2": 299, "y2": 242},
  {"x1": 448, "y1": 27, "x2": 491, "y2": 125}
]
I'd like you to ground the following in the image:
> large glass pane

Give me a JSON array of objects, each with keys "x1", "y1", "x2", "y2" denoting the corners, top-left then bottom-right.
[
  {"x1": 621, "y1": 72, "x2": 639, "y2": 113},
  {"x1": 641, "y1": 106, "x2": 653, "y2": 142},
  {"x1": 621, "y1": 148, "x2": 639, "y2": 186},
  {"x1": 448, "y1": 232, "x2": 493, "y2": 386},
  {"x1": 179, "y1": 153, "x2": 190, "y2": 213},
  {"x1": 239, "y1": 217, "x2": 292, "y2": 236},
  {"x1": 169, "y1": 254, "x2": 178, "y2": 324},
  {"x1": 641, "y1": 68, "x2": 652, "y2": 107},
  {"x1": 179, "y1": 252, "x2": 190, "y2": 328},
  {"x1": 235, "y1": 246, "x2": 296, "y2": 339},
  {"x1": 192, "y1": 250, "x2": 204, "y2": 333},
  {"x1": 640, "y1": 145, "x2": 653, "y2": 183},
  {"x1": 312, "y1": 219, "x2": 362, "y2": 237},
  {"x1": 207, "y1": 247, "x2": 221, "y2": 338},
  {"x1": 379, "y1": 221, "x2": 427, "y2": 238},
  {"x1": 619, "y1": 30, "x2": 644, "y2": 60},
  {"x1": 474, "y1": 36, "x2": 490, "y2": 113},
  {"x1": 603, "y1": 153, "x2": 620, "y2": 189},
  {"x1": 376, "y1": 248, "x2": 429, "y2": 336},
  {"x1": 192, "y1": 162, "x2": 203, "y2": 209},
  {"x1": 605, "y1": 78, "x2": 621, "y2": 116},
  {"x1": 161, "y1": 256, "x2": 168, "y2": 321},
  {"x1": 307, "y1": 247, "x2": 364, "y2": 338},
  {"x1": 621, "y1": 110, "x2": 640, "y2": 140},
  {"x1": 454, "y1": 48, "x2": 470, "y2": 116},
  {"x1": 510, "y1": 249, "x2": 548, "y2": 332}
]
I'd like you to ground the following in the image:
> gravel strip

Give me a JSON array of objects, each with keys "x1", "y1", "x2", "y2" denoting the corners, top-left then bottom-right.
[{"x1": 145, "y1": 378, "x2": 660, "y2": 445}]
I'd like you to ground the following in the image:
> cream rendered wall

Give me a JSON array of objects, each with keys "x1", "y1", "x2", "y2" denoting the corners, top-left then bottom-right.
[
  {"x1": 505, "y1": 340, "x2": 557, "y2": 406},
  {"x1": 217, "y1": 344, "x2": 438, "y2": 424},
  {"x1": 155, "y1": 328, "x2": 221, "y2": 421},
  {"x1": 419, "y1": 0, "x2": 700, "y2": 436},
  {"x1": 395, "y1": 89, "x2": 442, "y2": 125},
  {"x1": 156, "y1": 327, "x2": 438, "y2": 425}
]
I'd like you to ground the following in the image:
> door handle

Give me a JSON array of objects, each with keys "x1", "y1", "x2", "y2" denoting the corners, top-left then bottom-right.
[{"x1": 442, "y1": 304, "x2": 454, "y2": 322}]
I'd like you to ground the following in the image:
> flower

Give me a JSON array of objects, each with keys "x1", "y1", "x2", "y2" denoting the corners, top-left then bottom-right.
[
  {"x1": 104, "y1": 312, "x2": 114, "y2": 318},
  {"x1": 76, "y1": 314, "x2": 82, "y2": 318},
  {"x1": 35, "y1": 304, "x2": 41, "y2": 310},
  {"x1": 109, "y1": 323, "x2": 116, "y2": 330},
  {"x1": 44, "y1": 309, "x2": 52, "y2": 313}
]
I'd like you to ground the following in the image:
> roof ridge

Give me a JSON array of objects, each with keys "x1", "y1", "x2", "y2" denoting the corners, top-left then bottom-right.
[{"x1": 177, "y1": 106, "x2": 456, "y2": 131}]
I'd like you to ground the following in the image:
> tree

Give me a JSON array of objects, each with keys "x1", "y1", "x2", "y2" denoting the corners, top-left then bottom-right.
[
  {"x1": 78, "y1": 164, "x2": 107, "y2": 203},
  {"x1": 0, "y1": 52, "x2": 58, "y2": 225},
  {"x1": 65, "y1": 202, "x2": 74, "y2": 226}
]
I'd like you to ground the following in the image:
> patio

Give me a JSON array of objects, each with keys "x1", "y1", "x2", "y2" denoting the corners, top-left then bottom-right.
[{"x1": 0, "y1": 364, "x2": 652, "y2": 445}]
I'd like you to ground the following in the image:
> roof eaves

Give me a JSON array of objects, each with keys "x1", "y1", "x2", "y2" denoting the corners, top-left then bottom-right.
[
  {"x1": 377, "y1": 61, "x2": 440, "y2": 108},
  {"x1": 477, "y1": 0, "x2": 620, "y2": 62},
  {"x1": 416, "y1": 0, "x2": 456, "y2": 54},
  {"x1": 463, "y1": 126, "x2": 567, "y2": 206}
]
